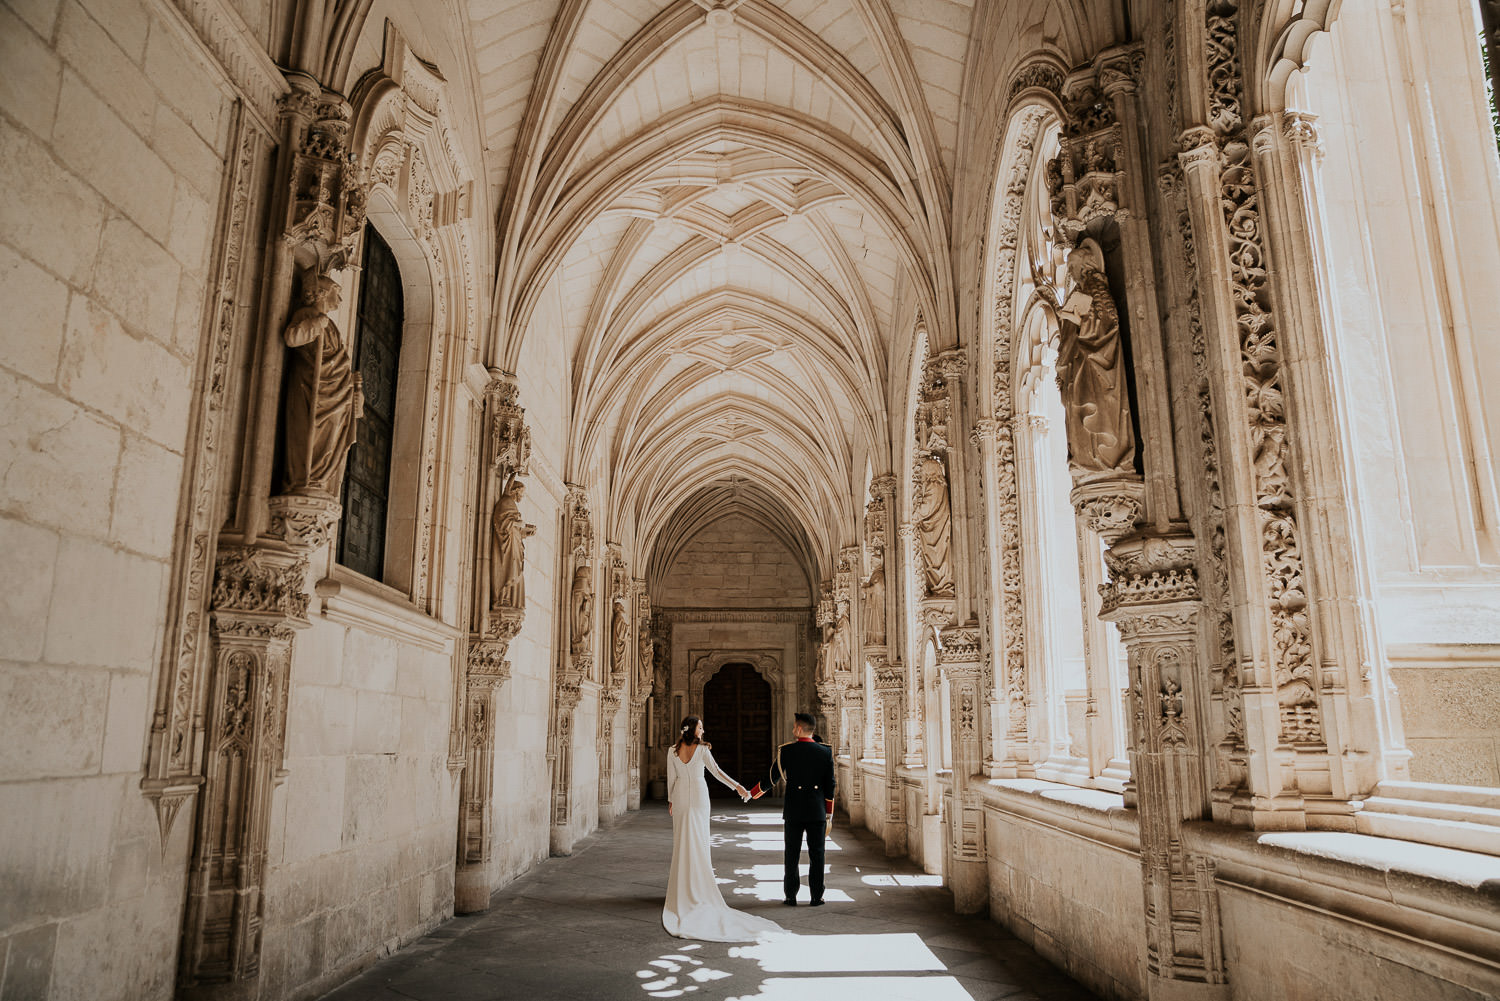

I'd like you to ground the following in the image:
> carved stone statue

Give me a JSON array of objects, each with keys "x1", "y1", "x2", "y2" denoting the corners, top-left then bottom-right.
[
  {"x1": 862, "y1": 561, "x2": 885, "y2": 645},
  {"x1": 914, "y1": 456, "x2": 955, "y2": 596},
  {"x1": 1055, "y1": 240, "x2": 1136, "y2": 476},
  {"x1": 636, "y1": 630, "x2": 653, "y2": 696},
  {"x1": 815, "y1": 621, "x2": 834, "y2": 683},
  {"x1": 282, "y1": 274, "x2": 363, "y2": 496},
  {"x1": 609, "y1": 598, "x2": 629, "y2": 687},
  {"x1": 569, "y1": 565, "x2": 594, "y2": 655},
  {"x1": 489, "y1": 480, "x2": 530, "y2": 610},
  {"x1": 830, "y1": 612, "x2": 852, "y2": 677}
]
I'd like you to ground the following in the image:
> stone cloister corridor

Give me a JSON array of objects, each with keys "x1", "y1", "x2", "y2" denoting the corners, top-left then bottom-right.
[
  {"x1": 324, "y1": 804, "x2": 1098, "y2": 1001},
  {"x1": 3, "y1": 0, "x2": 1500, "y2": 1000}
]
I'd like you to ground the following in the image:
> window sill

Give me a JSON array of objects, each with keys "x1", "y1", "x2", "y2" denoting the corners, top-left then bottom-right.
[
  {"x1": 974, "y1": 777, "x2": 1137, "y2": 855},
  {"x1": 1184, "y1": 822, "x2": 1500, "y2": 964},
  {"x1": 315, "y1": 571, "x2": 458, "y2": 653}
]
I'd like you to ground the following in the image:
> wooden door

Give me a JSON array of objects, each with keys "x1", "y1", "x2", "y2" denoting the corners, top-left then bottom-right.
[{"x1": 701, "y1": 664, "x2": 772, "y2": 798}]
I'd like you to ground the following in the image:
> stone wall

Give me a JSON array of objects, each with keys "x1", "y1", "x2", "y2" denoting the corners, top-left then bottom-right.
[
  {"x1": 979, "y1": 788, "x2": 1144, "y2": 1001},
  {"x1": 257, "y1": 611, "x2": 458, "y2": 998},
  {"x1": 1390, "y1": 649, "x2": 1500, "y2": 787},
  {"x1": 0, "y1": 0, "x2": 232, "y2": 994},
  {"x1": 657, "y1": 514, "x2": 811, "y2": 608}
]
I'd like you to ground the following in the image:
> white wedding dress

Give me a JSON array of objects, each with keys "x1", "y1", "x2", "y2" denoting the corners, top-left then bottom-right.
[{"x1": 662, "y1": 744, "x2": 784, "y2": 942}]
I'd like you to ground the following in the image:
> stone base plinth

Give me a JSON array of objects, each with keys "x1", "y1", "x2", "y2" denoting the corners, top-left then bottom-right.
[{"x1": 454, "y1": 866, "x2": 493, "y2": 915}]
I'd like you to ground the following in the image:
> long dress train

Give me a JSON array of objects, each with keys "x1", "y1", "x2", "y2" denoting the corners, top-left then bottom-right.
[{"x1": 662, "y1": 745, "x2": 784, "y2": 942}]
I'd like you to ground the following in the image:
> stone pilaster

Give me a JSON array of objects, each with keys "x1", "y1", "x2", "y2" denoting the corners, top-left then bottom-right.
[
  {"x1": 551, "y1": 486, "x2": 594, "y2": 855},
  {"x1": 179, "y1": 547, "x2": 310, "y2": 999},
  {"x1": 938, "y1": 623, "x2": 988, "y2": 914},
  {"x1": 873, "y1": 657, "x2": 908, "y2": 857},
  {"x1": 1102, "y1": 533, "x2": 1227, "y2": 1000},
  {"x1": 841, "y1": 687, "x2": 866, "y2": 825},
  {"x1": 1174, "y1": 2, "x2": 1346, "y2": 827},
  {"x1": 456, "y1": 374, "x2": 532, "y2": 912}
]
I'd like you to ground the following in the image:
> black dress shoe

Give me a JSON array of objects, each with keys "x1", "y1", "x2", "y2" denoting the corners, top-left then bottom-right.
[
  {"x1": 782, "y1": 898, "x2": 797, "y2": 906},
  {"x1": 810, "y1": 899, "x2": 825, "y2": 907}
]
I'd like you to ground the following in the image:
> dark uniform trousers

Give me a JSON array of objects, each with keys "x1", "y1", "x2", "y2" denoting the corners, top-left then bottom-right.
[{"x1": 753, "y1": 738, "x2": 836, "y2": 902}]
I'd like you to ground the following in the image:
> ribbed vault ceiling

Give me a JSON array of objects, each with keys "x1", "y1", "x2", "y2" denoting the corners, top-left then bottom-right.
[{"x1": 470, "y1": 0, "x2": 975, "y2": 580}]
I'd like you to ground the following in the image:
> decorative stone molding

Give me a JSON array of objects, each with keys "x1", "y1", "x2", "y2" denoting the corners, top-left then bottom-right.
[
  {"x1": 266, "y1": 493, "x2": 342, "y2": 551},
  {"x1": 180, "y1": 546, "x2": 310, "y2": 991},
  {"x1": 153, "y1": 0, "x2": 288, "y2": 130},
  {"x1": 142, "y1": 113, "x2": 266, "y2": 853},
  {"x1": 1069, "y1": 474, "x2": 1145, "y2": 544},
  {"x1": 1100, "y1": 535, "x2": 1201, "y2": 616},
  {"x1": 1199, "y1": 0, "x2": 1322, "y2": 748},
  {"x1": 657, "y1": 608, "x2": 812, "y2": 624}
]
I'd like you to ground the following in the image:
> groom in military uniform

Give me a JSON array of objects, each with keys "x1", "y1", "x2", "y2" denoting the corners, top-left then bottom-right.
[{"x1": 749, "y1": 712, "x2": 836, "y2": 906}]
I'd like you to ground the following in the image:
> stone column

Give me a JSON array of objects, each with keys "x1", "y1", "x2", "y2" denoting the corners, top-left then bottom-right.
[
  {"x1": 598, "y1": 547, "x2": 628, "y2": 824},
  {"x1": 551, "y1": 486, "x2": 594, "y2": 854},
  {"x1": 179, "y1": 547, "x2": 310, "y2": 999},
  {"x1": 627, "y1": 580, "x2": 651, "y2": 811},
  {"x1": 454, "y1": 625, "x2": 514, "y2": 913},
  {"x1": 455, "y1": 373, "x2": 532, "y2": 913},
  {"x1": 841, "y1": 688, "x2": 866, "y2": 826},
  {"x1": 1102, "y1": 533, "x2": 1227, "y2": 999},
  {"x1": 873, "y1": 658, "x2": 908, "y2": 857},
  {"x1": 1175, "y1": 1, "x2": 1343, "y2": 827},
  {"x1": 937, "y1": 625, "x2": 988, "y2": 914}
]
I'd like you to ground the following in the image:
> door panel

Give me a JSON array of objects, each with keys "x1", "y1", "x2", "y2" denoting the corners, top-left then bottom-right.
[{"x1": 701, "y1": 664, "x2": 772, "y2": 798}]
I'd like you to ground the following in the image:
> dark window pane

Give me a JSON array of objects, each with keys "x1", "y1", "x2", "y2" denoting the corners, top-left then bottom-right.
[{"x1": 338, "y1": 228, "x2": 403, "y2": 581}]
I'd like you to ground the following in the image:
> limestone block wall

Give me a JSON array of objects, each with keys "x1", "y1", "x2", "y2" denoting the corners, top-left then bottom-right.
[
  {"x1": 657, "y1": 515, "x2": 811, "y2": 608},
  {"x1": 0, "y1": 0, "x2": 232, "y2": 995},
  {"x1": 258, "y1": 620, "x2": 458, "y2": 999},
  {"x1": 975, "y1": 786, "x2": 1145, "y2": 1001},
  {"x1": 1389, "y1": 648, "x2": 1500, "y2": 787}
]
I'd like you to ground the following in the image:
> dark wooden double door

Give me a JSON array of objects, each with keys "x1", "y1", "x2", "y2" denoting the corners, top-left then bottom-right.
[{"x1": 701, "y1": 664, "x2": 772, "y2": 799}]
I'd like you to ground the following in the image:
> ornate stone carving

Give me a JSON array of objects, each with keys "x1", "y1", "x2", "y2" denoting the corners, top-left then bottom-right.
[
  {"x1": 568, "y1": 564, "x2": 594, "y2": 657},
  {"x1": 1008, "y1": 61, "x2": 1065, "y2": 100},
  {"x1": 181, "y1": 545, "x2": 309, "y2": 990},
  {"x1": 1047, "y1": 81, "x2": 1123, "y2": 239},
  {"x1": 1101, "y1": 535, "x2": 1200, "y2": 617},
  {"x1": 913, "y1": 456, "x2": 955, "y2": 597},
  {"x1": 988, "y1": 110, "x2": 1049, "y2": 763},
  {"x1": 279, "y1": 271, "x2": 362, "y2": 498},
  {"x1": 1069, "y1": 476, "x2": 1145, "y2": 544},
  {"x1": 267, "y1": 493, "x2": 341, "y2": 551},
  {"x1": 285, "y1": 93, "x2": 366, "y2": 273},
  {"x1": 1202, "y1": 0, "x2": 1320, "y2": 744},
  {"x1": 144, "y1": 119, "x2": 264, "y2": 847},
  {"x1": 1048, "y1": 240, "x2": 1138, "y2": 478},
  {"x1": 489, "y1": 480, "x2": 533, "y2": 611},
  {"x1": 861, "y1": 559, "x2": 885, "y2": 646}
]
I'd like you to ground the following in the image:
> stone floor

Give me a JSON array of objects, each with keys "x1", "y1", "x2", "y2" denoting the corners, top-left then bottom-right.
[{"x1": 321, "y1": 803, "x2": 1101, "y2": 1001}]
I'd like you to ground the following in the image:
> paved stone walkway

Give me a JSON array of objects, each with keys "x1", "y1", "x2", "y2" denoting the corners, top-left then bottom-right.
[{"x1": 322, "y1": 803, "x2": 1101, "y2": 1001}]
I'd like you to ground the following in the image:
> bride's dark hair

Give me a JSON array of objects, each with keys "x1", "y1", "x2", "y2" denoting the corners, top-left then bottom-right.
[{"x1": 673, "y1": 715, "x2": 709, "y2": 750}]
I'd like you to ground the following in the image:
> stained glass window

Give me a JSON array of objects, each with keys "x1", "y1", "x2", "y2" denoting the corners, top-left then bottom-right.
[{"x1": 338, "y1": 227, "x2": 403, "y2": 581}]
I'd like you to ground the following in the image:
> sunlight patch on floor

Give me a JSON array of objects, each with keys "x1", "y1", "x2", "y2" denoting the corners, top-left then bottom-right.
[
  {"x1": 730, "y1": 932, "x2": 944, "y2": 972},
  {"x1": 730, "y1": 882, "x2": 854, "y2": 902}
]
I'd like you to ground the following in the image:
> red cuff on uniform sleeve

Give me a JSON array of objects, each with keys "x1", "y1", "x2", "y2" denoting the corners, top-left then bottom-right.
[
  {"x1": 825, "y1": 798, "x2": 835, "y2": 816},
  {"x1": 749, "y1": 783, "x2": 763, "y2": 798}
]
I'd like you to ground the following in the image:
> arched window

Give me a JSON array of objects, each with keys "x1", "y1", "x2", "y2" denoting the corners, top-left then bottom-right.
[{"x1": 338, "y1": 227, "x2": 404, "y2": 581}]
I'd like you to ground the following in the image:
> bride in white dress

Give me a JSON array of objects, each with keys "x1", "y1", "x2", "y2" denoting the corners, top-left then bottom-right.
[{"x1": 663, "y1": 716, "x2": 784, "y2": 941}]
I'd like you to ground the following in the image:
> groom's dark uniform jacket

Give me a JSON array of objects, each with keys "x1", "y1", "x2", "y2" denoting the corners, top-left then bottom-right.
[
  {"x1": 750, "y1": 737, "x2": 836, "y2": 822},
  {"x1": 749, "y1": 737, "x2": 835, "y2": 902}
]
